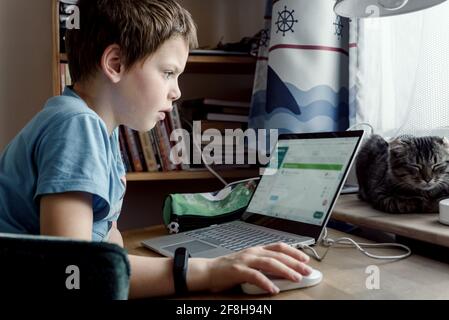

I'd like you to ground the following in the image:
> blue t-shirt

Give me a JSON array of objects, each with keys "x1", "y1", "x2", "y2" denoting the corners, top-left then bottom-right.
[{"x1": 0, "y1": 87, "x2": 126, "y2": 241}]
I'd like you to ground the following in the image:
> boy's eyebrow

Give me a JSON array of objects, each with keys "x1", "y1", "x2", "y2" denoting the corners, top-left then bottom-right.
[
  {"x1": 174, "y1": 65, "x2": 185, "y2": 75},
  {"x1": 164, "y1": 63, "x2": 184, "y2": 74}
]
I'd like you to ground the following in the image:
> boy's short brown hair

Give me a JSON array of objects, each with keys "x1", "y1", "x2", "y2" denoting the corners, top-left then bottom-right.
[{"x1": 66, "y1": 0, "x2": 198, "y2": 84}]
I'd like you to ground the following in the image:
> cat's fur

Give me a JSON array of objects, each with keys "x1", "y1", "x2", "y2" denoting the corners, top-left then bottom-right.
[{"x1": 356, "y1": 135, "x2": 449, "y2": 213}]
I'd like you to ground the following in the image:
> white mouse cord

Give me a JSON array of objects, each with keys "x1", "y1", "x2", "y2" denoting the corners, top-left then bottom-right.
[{"x1": 299, "y1": 228, "x2": 412, "y2": 261}]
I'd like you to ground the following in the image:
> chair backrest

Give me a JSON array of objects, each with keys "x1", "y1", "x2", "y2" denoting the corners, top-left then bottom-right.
[{"x1": 0, "y1": 233, "x2": 130, "y2": 300}]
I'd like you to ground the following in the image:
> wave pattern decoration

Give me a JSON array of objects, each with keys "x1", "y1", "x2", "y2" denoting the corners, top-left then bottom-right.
[
  {"x1": 250, "y1": 88, "x2": 351, "y2": 132},
  {"x1": 251, "y1": 113, "x2": 348, "y2": 134}
]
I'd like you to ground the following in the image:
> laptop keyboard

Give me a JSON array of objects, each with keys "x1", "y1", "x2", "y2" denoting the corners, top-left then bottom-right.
[{"x1": 185, "y1": 223, "x2": 305, "y2": 252}]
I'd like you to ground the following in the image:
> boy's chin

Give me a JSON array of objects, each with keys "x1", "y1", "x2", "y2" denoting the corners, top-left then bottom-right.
[{"x1": 135, "y1": 120, "x2": 158, "y2": 132}]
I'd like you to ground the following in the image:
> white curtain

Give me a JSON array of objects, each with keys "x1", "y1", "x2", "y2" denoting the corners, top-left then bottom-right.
[{"x1": 349, "y1": 1, "x2": 449, "y2": 138}]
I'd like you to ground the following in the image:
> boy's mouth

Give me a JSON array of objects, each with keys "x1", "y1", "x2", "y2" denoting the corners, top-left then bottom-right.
[
  {"x1": 160, "y1": 105, "x2": 174, "y2": 113},
  {"x1": 157, "y1": 106, "x2": 173, "y2": 121},
  {"x1": 157, "y1": 105, "x2": 173, "y2": 121}
]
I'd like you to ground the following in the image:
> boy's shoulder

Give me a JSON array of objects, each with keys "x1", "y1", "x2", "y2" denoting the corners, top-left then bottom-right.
[
  {"x1": 42, "y1": 89, "x2": 98, "y2": 122},
  {"x1": 22, "y1": 88, "x2": 110, "y2": 146},
  {"x1": 36, "y1": 88, "x2": 107, "y2": 133}
]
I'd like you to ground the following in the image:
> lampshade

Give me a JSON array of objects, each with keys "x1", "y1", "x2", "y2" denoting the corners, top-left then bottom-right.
[{"x1": 334, "y1": 0, "x2": 448, "y2": 18}]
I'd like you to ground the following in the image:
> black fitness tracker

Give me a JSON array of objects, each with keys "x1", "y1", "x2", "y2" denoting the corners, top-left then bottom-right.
[{"x1": 173, "y1": 247, "x2": 190, "y2": 295}]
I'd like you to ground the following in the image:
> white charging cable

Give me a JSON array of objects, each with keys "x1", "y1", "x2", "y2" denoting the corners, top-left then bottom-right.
[
  {"x1": 346, "y1": 122, "x2": 375, "y2": 134},
  {"x1": 299, "y1": 228, "x2": 412, "y2": 262},
  {"x1": 181, "y1": 119, "x2": 229, "y2": 186},
  {"x1": 181, "y1": 119, "x2": 262, "y2": 187}
]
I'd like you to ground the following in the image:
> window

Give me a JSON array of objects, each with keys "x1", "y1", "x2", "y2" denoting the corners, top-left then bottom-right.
[{"x1": 350, "y1": 1, "x2": 449, "y2": 137}]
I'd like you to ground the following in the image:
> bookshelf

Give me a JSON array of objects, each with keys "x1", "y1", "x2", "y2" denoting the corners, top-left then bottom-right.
[
  {"x1": 185, "y1": 55, "x2": 256, "y2": 74},
  {"x1": 126, "y1": 169, "x2": 259, "y2": 182},
  {"x1": 52, "y1": 0, "x2": 259, "y2": 182}
]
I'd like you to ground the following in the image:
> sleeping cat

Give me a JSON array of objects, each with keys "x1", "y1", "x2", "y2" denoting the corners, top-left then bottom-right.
[{"x1": 356, "y1": 134, "x2": 449, "y2": 213}]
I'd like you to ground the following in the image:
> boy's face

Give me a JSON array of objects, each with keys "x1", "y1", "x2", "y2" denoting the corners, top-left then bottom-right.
[{"x1": 114, "y1": 36, "x2": 189, "y2": 131}]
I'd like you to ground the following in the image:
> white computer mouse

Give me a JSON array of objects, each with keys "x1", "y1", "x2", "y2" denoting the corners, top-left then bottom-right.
[{"x1": 241, "y1": 268, "x2": 323, "y2": 295}]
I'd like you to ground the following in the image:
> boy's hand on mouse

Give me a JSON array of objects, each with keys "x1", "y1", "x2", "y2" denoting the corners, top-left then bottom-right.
[{"x1": 199, "y1": 242, "x2": 312, "y2": 294}]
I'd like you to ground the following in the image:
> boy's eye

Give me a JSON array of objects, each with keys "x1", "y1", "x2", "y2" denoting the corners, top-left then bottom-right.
[{"x1": 164, "y1": 71, "x2": 174, "y2": 79}]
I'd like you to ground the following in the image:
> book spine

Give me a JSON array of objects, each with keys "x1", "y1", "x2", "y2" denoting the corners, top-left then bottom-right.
[
  {"x1": 165, "y1": 112, "x2": 182, "y2": 170},
  {"x1": 65, "y1": 64, "x2": 72, "y2": 87},
  {"x1": 133, "y1": 130, "x2": 148, "y2": 172},
  {"x1": 138, "y1": 131, "x2": 159, "y2": 172},
  {"x1": 159, "y1": 120, "x2": 177, "y2": 171},
  {"x1": 203, "y1": 98, "x2": 251, "y2": 108},
  {"x1": 171, "y1": 104, "x2": 190, "y2": 170},
  {"x1": 149, "y1": 130, "x2": 163, "y2": 171},
  {"x1": 155, "y1": 123, "x2": 171, "y2": 171},
  {"x1": 60, "y1": 63, "x2": 66, "y2": 94},
  {"x1": 206, "y1": 113, "x2": 249, "y2": 123},
  {"x1": 122, "y1": 126, "x2": 144, "y2": 172},
  {"x1": 154, "y1": 122, "x2": 169, "y2": 171},
  {"x1": 118, "y1": 127, "x2": 133, "y2": 172}
]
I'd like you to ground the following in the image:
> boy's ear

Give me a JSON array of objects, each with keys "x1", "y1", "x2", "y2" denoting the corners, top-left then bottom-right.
[{"x1": 101, "y1": 44, "x2": 124, "y2": 83}]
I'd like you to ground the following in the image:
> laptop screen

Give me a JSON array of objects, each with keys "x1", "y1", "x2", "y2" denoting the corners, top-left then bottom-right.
[{"x1": 243, "y1": 131, "x2": 364, "y2": 241}]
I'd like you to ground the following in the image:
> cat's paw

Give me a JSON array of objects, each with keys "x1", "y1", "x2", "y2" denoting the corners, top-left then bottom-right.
[
  {"x1": 400, "y1": 197, "x2": 427, "y2": 213},
  {"x1": 380, "y1": 197, "x2": 424, "y2": 213},
  {"x1": 421, "y1": 201, "x2": 439, "y2": 213}
]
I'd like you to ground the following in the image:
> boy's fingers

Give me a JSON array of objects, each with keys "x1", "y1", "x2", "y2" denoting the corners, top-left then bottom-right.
[
  {"x1": 264, "y1": 242, "x2": 310, "y2": 263},
  {"x1": 258, "y1": 249, "x2": 313, "y2": 276},
  {"x1": 240, "y1": 267, "x2": 279, "y2": 294},
  {"x1": 248, "y1": 256, "x2": 303, "y2": 283}
]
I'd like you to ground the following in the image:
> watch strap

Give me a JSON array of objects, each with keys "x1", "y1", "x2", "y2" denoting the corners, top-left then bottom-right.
[{"x1": 173, "y1": 247, "x2": 190, "y2": 295}]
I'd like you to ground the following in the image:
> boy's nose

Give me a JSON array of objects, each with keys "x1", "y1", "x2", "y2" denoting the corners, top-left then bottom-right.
[{"x1": 169, "y1": 85, "x2": 181, "y2": 102}]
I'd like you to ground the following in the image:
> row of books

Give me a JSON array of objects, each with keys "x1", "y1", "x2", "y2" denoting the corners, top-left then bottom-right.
[
  {"x1": 182, "y1": 98, "x2": 250, "y2": 125},
  {"x1": 179, "y1": 98, "x2": 252, "y2": 170},
  {"x1": 119, "y1": 105, "x2": 184, "y2": 173},
  {"x1": 119, "y1": 99, "x2": 254, "y2": 173}
]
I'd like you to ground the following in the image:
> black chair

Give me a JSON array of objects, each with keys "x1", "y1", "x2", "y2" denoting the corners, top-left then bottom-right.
[{"x1": 0, "y1": 233, "x2": 130, "y2": 299}]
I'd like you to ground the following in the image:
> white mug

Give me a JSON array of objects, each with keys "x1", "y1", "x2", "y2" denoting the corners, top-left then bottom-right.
[{"x1": 439, "y1": 198, "x2": 449, "y2": 226}]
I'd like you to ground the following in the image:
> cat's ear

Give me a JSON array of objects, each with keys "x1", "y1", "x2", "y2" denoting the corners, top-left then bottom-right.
[
  {"x1": 442, "y1": 137, "x2": 449, "y2": 150},
  {"x1": 389, "y1": 138, "x2": 407, "y2": 151}
]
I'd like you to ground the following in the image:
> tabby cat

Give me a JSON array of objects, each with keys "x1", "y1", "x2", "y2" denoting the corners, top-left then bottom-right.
[{"x1": 356, "y1": 135, "x2": 449, "y2": 213}]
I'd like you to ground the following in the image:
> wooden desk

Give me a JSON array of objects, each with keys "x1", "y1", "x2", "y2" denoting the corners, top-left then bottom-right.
[
  {"x1": 123, "y1": 225, "x2": 449, "y2": 299},
  {"x1": 332, "y1": 195, "x2": 449, "y2": 248}
]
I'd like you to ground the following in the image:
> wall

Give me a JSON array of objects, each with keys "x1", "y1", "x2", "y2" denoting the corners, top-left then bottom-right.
[
  {"x1": 178, "y1": 0, "x2": 265, "y2": 48},
  {"x1": 0, "y1": 0, "x2": 53, "y2": 151}
]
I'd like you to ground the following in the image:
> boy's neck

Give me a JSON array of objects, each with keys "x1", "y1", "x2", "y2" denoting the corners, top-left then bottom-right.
[{"x1": 73, "y1": 81, "x2": 118, "y2": 136}]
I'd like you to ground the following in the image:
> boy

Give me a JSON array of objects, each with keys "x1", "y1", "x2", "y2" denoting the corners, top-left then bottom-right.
[{"x1": 0, "y1": 0, "x2": 312, "y2": 298}]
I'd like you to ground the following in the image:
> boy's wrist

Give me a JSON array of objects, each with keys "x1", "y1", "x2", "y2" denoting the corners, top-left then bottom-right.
[{"x1": 186, "y1": 258, "x2": 212, "y2": 292}]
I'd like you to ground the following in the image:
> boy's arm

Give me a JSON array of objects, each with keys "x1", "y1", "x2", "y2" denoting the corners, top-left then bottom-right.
[
  {"x1": 108, "y1": 221, "x2": 124, "y2": 247},
  {"x1": 40, "y1": 192, "x2": 94, "y2": 241},
  {"x1": 39, "y1": 192, "x2": 193, "y2": 297},
  {"x1": 127, "y1": 255, "x2": 210, "y2": 299}
]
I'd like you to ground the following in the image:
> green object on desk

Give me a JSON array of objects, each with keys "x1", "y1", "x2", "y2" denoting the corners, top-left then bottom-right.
[{"x1": 163, "y1": 180, "x2": 258, "y2": 234}]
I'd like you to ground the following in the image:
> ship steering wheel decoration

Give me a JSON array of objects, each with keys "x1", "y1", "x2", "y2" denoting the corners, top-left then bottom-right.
[
  {"x1": 276, "y1": 6, "x2": 299, "y2": 37},
  {"x1": 259, "y1": 28, "x2": 270, "y2": 48},
  {"x1": 333, "y1": 15, "x2": 344, "y2": 40}
]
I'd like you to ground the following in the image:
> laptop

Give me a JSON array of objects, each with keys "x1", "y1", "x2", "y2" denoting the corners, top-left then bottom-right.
[{"x1": 142, "y1": 130, "x2": 365, "y2": 258}]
